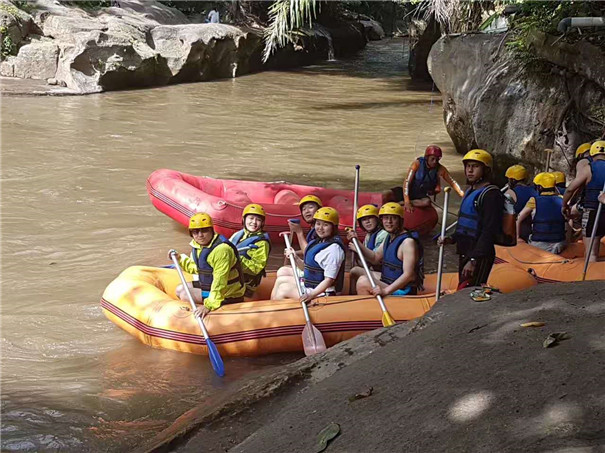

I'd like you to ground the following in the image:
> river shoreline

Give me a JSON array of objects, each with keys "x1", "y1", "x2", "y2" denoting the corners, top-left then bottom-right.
[{"x1": 136, "y1": 281, "x2": 605, "y2": 453}]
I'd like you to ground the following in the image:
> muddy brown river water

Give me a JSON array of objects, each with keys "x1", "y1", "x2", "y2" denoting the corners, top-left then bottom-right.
[{"x1": 1, "y1": 38, "x2": 462, "y2": 451}]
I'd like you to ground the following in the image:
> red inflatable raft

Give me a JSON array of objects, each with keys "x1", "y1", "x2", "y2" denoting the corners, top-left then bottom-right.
[{"x1": 146, "y1": 169, "x2": 439, "y2": 241}]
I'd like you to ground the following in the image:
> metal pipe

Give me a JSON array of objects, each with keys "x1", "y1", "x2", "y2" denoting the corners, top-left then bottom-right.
[{"x1": 558, "y1": 17, "x2": 605, "y2": 34}]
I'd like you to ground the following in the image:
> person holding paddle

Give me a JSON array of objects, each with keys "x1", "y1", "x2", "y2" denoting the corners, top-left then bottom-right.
[
  {"x1": 562, "y1": 141, "x2": 605, "y2": 263},
  {"x1": 170, "y1": 213, "x2": 245, "y2": 319},
  {"x1": 276, "y1": 194, "x2": 322, "y2": 278},
  {"x1": 437, "y1": 150, "x2": 504, "y2": 288},
  {"x1": 229, "y1": 204, "x2": 271, "y2": 298},
  {"x1": 348, "y1": 204, "x2": 388, "y2": 289},
  {"x1": 272, "y1": 207, "x2": 346, "y2": 301},
  {"x1": 348, "y1": 202, "x2": 424, "y2": 296}
]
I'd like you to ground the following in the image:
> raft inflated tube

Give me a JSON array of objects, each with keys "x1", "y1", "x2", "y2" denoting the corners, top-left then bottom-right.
[
  {"x1": 101, "y1": 264, "x2": 536, "y2": 357},
  {"x1": 496, "y1": 242, "x2": 605, "y2": 283}
]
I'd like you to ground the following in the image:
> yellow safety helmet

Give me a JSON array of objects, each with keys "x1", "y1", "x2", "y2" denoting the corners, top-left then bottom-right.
[
  {"x1": 298, "y1": 195, "x2": 323, "y2": 209},
  {"x1": 356, "y1": 204, "x2": 379, "y2": 220},
  {"x1": 590, "y1": 140, "x2": 605, "y2": 157},
  {"x1": 533, "y1": 172, "x2": 556, "y2": 189},
  {"x1": 242, "y1": 203, "x2": 266, "y2": 219},
  {"x1": 505, "y1": 164, "x2": 528, "y2": 181},
  {"x1": 313, "y1": 207, "x2": 339, "y2": 226},
  {"x1": 551, "y1": 171, "x2": 566, "y2": 185},
  {"x1": 378, "y1": 202, "x2": 404, "y2": 218},
  {"x1": 575, "y1": 143, "x2": 592, "y2": 158},
  {"x1": 189, "y1": 212, "x2": 213, "y2": 229},
  {"x1": 462, "y1": 149, "x2": 493, "y2": 168}
]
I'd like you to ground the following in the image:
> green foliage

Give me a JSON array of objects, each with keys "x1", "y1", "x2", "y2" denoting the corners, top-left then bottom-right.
[
  {"x1": 506, "y1": 1, "x2": 605, "y2": 66},
  {"x1": 262, "y1": 0, "x2": 317, "y2": 63},
  {"x1": 0, "y1": 26, "x2": 17, "y2": 59}
]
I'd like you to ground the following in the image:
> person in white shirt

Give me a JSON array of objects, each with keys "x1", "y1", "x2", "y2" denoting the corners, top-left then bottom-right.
[
  {"x1": 271, "y1": 207, "x2": 346, "y2": 301},
  {"x1": 207, "y1": 8, "x2": 220, "y2": 23}
]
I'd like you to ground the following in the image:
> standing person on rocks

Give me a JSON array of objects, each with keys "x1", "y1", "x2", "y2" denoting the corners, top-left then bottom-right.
[
  {"x1": 347, "y1": 202, "x2": 424, "y2": 296},
  {"x1": 382, "y1": 145, "x2": 464, "y2": 211},
  {"x1": 438, "y1": 150, "x2": 504, "y2": 288},
  {"x1": 563, "y1": 141, "x2": 605, "y2": 262},
  {"x1": 276, "y1": 195, "x2": 322, "y2": 278},
  {"x1": 504, "y1": 164, "x2": 536, "y2": 242},
  {"x1": 207, "y1": 6, "x2": 220, "y2": 23},
  {"x1": 272, "y1": 207, "x2": 346, "y2": 300},
  {"x1": 516, "y1": 173, "x2": 567, "y2": 254},
  {"x1": 171, "y1": 213, "x2": 245, "y2": 318},
  {"x1": 229, "y1": 204, "x2": 271, "y2": 298}
]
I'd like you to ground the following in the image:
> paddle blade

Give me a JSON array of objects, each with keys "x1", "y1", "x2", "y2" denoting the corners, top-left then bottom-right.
[
  {"x1": 302, "y1": 322, "x2": 327, "y2": 356},
  {"x1": 206, "y1": 338, "x2": 225, "y2": 377},
  {"x1": 382, "y1": 311, "x2": 396, "y2": 327}
]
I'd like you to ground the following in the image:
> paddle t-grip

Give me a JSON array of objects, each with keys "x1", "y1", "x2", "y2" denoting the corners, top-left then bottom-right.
[{"x1": 288, "y1": 218, "x2": 301, "y2": 224}]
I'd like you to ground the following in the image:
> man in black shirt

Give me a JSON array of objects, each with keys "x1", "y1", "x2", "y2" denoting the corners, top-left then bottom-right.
[{"x1": 438, "y1": 149, "x2": 504, "y2": 287}]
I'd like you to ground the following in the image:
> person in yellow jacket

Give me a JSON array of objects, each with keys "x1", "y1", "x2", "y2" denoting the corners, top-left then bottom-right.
[
  {"x1": 171, "y1": 213, "x2": 245, "y2": 318},
  {"x1": 229, "y1": 204, "x2": 271, "y2": 298}
]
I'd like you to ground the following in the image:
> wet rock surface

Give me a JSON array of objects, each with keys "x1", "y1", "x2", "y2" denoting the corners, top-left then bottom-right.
[
  {"x1": 428, "y1": 33, "x2": 605, "y2": 174},
  {"x1": 0, "y1": 0, "x2": 369, "y2": 94},
  {"x1": 137, "y1": 281, "x2": 605, "y2": 453}
]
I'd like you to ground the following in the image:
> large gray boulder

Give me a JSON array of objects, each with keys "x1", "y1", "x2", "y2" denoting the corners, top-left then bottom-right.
[{"x1": 428, "y1": 33, "x2": 605, "y2": 174}]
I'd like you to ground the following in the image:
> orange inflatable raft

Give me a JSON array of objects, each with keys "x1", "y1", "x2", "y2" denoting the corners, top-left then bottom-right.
[
  {"x1": 146, "y1": 169, "x2": 439, "y2": 241},
  {"x1": 495, "y1": 242, "x2": 605, "y2": 283},
  {"x1": 101, "y1": 265, "x2": 536, "y2": 357}
]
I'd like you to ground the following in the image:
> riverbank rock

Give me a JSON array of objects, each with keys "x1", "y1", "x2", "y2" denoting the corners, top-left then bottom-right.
[
  {"x1": 0, "y1": 0, "x2": 367, "y2": 94},
  {"x1": 135, "y1": 281, "x2": 605, "y2": 453},
  {"x1": 408, "y1": 15, "x2": 440, "y2": 82},
  {"x1": 428, "y1": 33, "x2": 605, "y2": 174}
]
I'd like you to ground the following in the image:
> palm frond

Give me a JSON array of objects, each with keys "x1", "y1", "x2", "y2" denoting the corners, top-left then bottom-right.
[{"x1": 263, "y1": 0, "x2": 317, "y2": 63}]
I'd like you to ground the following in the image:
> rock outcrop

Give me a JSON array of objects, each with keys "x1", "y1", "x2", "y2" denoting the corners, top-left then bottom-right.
[
  {"x1": 0, "y1": 0, "x2": 368, "y2": 94},
  {"x1": 408, "y1": 15, "x2": 440, "y2": 82},
  {"x1": 428, "y1": 33, "x2": 605, "y2": 174}
]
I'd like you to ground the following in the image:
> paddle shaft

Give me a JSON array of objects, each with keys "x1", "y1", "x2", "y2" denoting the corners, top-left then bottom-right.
[
  {"x1": 351, "y1": 238, "x2": 389, "y2": 313},
  {"x1": 349, "y1": 165, "x2": 360, "y2": 268},
  {"x1": 545, "y1": 148, "x2": 553, "y2": 172},
  {"x1": 283, "y1": 234, "x2": 313, "y2": 323},
  {"x1": 581, "y1": 181, "x2": 605, "y2": 280},
  {"x1": 169, "y1": 252, "x2": 211, "y2": 339},
  {"x1": 435, "y1": 188, "x2": 451, "y2": 300}
]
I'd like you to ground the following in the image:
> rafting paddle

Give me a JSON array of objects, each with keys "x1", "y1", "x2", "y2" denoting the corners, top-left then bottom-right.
[
  {"x1": 435, "y1": 187, "x2": 451, "y2": 301},
  {"x1": 169, "y1": 250, "x2": 225, "y2": 377},
  {"x1": 580, "y1": 181, "x2": 605, "y2": 281},
  {"x1": 350, "y1": 165, "x2": 395, "y2": 327},
  {"x1": 281, "y1": 232, "x2": 327, "y2": 356}
]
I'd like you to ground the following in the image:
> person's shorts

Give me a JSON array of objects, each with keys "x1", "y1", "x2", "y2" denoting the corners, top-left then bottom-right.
[
  {"x1": 528, "y1": 239, "x2": 567, "y2": 255},
  {"x1": 391, "y1": 287, "x2": 417, "y2": 296},
  {"x1": 582, "y1": 208, "x2": 605, "y2": 237}
]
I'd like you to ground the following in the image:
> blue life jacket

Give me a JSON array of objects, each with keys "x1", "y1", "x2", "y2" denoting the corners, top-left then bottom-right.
[
  {"x1": 365, "y1": 228, "x2": 382, "y2": 251},
  {"x1": 230, "y1": 229, "x2": 271, "y2": 293},
  {"x1": 230, "y1": 229, "x2": 271, "y2": 260},
  {"x1": 306, "y1": 227, "x2": 318, "y2": 244},
  {"x1": 303, "y1": 236, "x2": 346, "y2": 292},
  {"x1": 409, "y1": 157, "x2": 440, "y2": 200},
  {"x1": 583, "y1": 160, "x2": 605, "y2": 209},
  {"x1": 531, "y1": 194, "x2": 566, "y2": 243},
  {"x1": 192, "y1": 234, "x2": 243, "y2": 292},
  {"x1": 556, "y1": 185, "x2": 566, "y2": 195},
  {"x1": 512, "y1": 184, "x2": 536, "y2": 214},
  {"x1": 455, "y1": 186, "x2": 491, "y2": 239},
  {"x1": 380, "y1": 230, "x2": 424, "y2": 291}
]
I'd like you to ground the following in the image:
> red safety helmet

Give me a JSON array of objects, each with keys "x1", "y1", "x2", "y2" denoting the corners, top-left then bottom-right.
[{"x1": 425, "y1": 145, "x2": 443, "y2": 159}]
